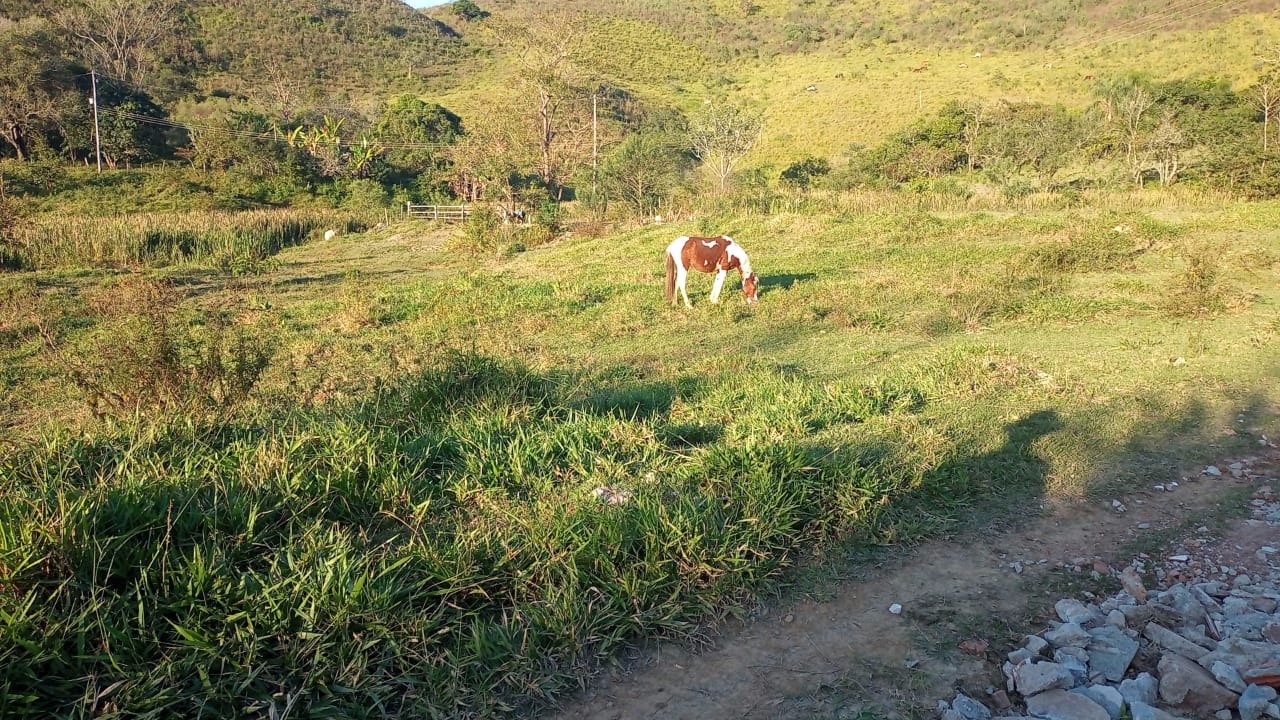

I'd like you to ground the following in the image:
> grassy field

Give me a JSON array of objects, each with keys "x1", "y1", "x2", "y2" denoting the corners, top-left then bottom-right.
[{"x1": 1, "y1": 193, "x2": 1279, "y2": 717}]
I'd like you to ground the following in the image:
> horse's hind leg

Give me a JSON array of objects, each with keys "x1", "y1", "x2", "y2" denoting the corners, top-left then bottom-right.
[
  {"x1": 709, "y1": 269, "x2": 727, "y2": 304},
  {"x1": 677, "y1": 267, "x2": 692, "y2": 308}
]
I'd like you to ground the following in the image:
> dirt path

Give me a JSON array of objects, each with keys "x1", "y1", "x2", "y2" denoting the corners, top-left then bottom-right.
[{"x1": 551, "y1": 445, "x2": 1280, "y2": 720}]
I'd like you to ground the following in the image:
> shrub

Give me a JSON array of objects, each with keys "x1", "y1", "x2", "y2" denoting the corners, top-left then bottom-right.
[
  {"x1": 452, "y1": 205, "x2": 503, "y2": 256},
  {"x1": 42, "y1": 276, "x2": 273, "y2": 418},
  {"x1": 1162, "y1": 242, "x2": 1231, "y2": 317},
  {"x1": 342, "y1": 178, "x2": 391, "y2": 212},
  {"x1": 452, "y1": 0, "x2": 489, "y2": 21},
  {"x1": 779, "y1": 156, "x2": 831, "y2": 190}
]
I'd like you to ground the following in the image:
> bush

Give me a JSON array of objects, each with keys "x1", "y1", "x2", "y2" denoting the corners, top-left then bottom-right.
[
  {"x1": 1162, "y1": 243, "x2": 1231, "y2": 317},
  {"x1": 779, "y1": 156, "x2": 831, "y2": 190},
  {"x1": 452, "y1": 205, "x2": 503, "y2": 256},
  {"x1": 452, "y1": 0, "x2": 489, "y2": 21},
  {"x1": 43, "y1": 276, "x2": 273, "y2": 418},
  {"x1": 342, "y1": 178, "x2": 391, "y2": 212}
]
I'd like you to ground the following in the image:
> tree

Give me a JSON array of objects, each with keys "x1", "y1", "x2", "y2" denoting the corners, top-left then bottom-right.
[
  {"x1": 0, "y1": 19, "x2": 72, "y2": 161},
  {"x1": 446, "y1": 111, "x2": 521, "y2": 204},
  {"x1": 452, "y1": 0, "x2": 488, "y2": 21},
  {"x1": 1144, "y1": 112, "x2": 1186, "y2": 186},
  {"x1": 375, "y1": 95, "x2": 462, "y2": 178},
  {"x1": 689, "y1": 102, "x2": 762, "y2": 193},
  {"x1": 959, "y1": 99, "x2": 995, "y2": 171},
  {"x1": 1253, "y1": 73, "x2": 1280, "y2": 154},
  {"x1": 189, "y1": 110, "x2": 291, "y2": 174},
  {"x1": 599, "y1": 132, "x2": 687, "y2": 216},
  {"x1": 501, "y1": 11, "x2": 594, "y2": 198},
  {"x1": 58, "y1": 0, "x2": 183, "y2": 86},
  {"x1": 91, "y1": 78, "x2": 171, "y2": 168},
  {"x1": 1094, "y1": 75, "x2": 1155, "y2": 162}
]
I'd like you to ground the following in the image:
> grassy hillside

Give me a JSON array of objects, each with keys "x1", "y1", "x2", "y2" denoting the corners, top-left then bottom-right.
[
  {"x1": 0, "y1": 0, "x2": 467, "y2": 104},
  {"x1": 194, "y1": 0, "x2": 467, "y2": 100},
  {"x1": 436, "y1": 1, "x2": 1280, "y2": 167},
  {"x1": 2, "y1": 192, "x2": 1278, "y2": 715}
]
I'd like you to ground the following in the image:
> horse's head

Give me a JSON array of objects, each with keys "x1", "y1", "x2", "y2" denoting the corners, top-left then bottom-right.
[{"x1": 743, "y1": 272, "x2": 759, "y2": 304}]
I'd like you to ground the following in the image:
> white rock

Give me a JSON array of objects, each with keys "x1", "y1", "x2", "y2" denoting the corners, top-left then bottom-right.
[
  {"x1": 951, "y1": 692, "x2": 993, "y2": 720},
  {"x1": 1056, "y1": 598, "x2": 1097, "y2": 625},
  {"x1": 1015, "y1": 661, "x2": 1077, "y2": 696},
  {"x1": 1241, "y1": 684, "x2": 1280, "y2": 720},
  {"x1": 1120, "y1": 673, "x2": 1159, "y2": 707},
  {"x1": 1024, "y1": 634, "x2": 1050, "y2": 656},
  {"x1": 888, "y1": 603, "x2": 903, "y2": 615},
  {"x1": 1072, "y1": 685, "x2": 1124, "y2": 720},
  {"x1": 1212, "y1": 660, "x2": 1247, "y2": 693}
]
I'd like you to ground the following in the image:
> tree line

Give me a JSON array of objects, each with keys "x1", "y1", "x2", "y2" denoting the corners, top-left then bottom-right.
[{"x1": 4, "y1": 0, "x2": 1280, "y2": 222}]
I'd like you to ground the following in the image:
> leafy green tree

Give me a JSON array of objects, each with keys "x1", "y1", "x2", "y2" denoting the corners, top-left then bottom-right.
[
  {"x1": 599, "y1": 132, "x2": 687, "y2": 216},
  {"x1": 979, "y1": 102, "x2": 1086, "y2": 184},
  {"x1": 92, "y1": 79, "x2": 170, "y2": 167},
  {"x1": 452, "y1": 0, "x2": 488, "y2": 21},
  {"x1": 0, "y1": 19, "x2": 72, "y2": 161},
  {"x1": 190, "y1": 110, "x2": 291, "y2": 174},
  {"x1": 689, "y1": 102, "x2": 762, "y2": 193},
  {"x1": 375, "y1": 95, "x2": 461, "y2": 182},
  {"x1": 851, "y1": 106, "x2": 965, "y2": 185}
]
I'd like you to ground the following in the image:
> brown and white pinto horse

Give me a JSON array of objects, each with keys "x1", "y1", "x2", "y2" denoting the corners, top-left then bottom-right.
[{"x1": 664, "y1": 235, "x2": 759, "y2": 308}]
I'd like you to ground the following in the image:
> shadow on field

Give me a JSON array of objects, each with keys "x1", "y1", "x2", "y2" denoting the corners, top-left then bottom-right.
[
  {"x1": 6, "y1": 349, "x2": 1278, "y2": 719},
  {"x1": 759, "y1": 272, "x2": 818, "y2": 295},
  {"x1": 577, "y1": 379, "x2": 677, "y2": 419},
  {"x1": 862, "y1": 409, "x2": 1063, "y2": 543}
]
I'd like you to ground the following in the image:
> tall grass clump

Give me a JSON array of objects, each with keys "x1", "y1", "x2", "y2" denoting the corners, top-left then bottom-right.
[
  {"x1": 2, "y1": 208, "x2": 369, "y2": 270},
  {"x1": 40, "y1": 276, "x2": 273, "y2": 418},
  {"x1": 1161, "y1": 242, "x2": 1234, "y2": 317},
  {"x1": 0, "y1": 353, "x2": 989, "y2": 718}
]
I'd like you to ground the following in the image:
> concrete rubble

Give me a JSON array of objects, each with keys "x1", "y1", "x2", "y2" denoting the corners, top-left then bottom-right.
[{"x1": 941, "y1": 454, "x2": 1280, "y2": 719}]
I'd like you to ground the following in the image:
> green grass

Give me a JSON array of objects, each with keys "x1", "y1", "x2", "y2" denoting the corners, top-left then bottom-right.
[{"x1": 1, "y1": 195, "x2": 1279, "y2": 716}]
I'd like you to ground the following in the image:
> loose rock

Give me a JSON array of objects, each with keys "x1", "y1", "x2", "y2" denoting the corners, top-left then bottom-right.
[
  {"x1": 1087, "y1": 625, "x2": 1139, "y2": 682},
  {"x1": 1158, "y1": 652, "x2": 1241, "y2": 714},
  {"x1": 951, "y1": 692, "x2": 994, "y2": 720},
  {"x1": 1026, "y1": 689, "x2": 1109, "y2": 720},
  {"x1": 1241, "y1": 684, "x2": 1280, "y2": 720},
  {"x1": 1015, "y1": 661, "x2": 1077, "y2": 696}
]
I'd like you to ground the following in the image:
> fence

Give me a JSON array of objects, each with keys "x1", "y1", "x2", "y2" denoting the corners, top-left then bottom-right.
[{"x1": 406, "y1": 204, "x2": 471, "y2": 221}]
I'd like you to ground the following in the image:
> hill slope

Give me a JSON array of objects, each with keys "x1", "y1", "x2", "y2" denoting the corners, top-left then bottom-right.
[{"x1": 432, "y1": 0, "x2": 1280, "y2": 164}]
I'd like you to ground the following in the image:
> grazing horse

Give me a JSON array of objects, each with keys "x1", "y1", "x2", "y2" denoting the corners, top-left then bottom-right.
[{"x1": 664, "y1": 235, "x2": 759, "y2": 308}]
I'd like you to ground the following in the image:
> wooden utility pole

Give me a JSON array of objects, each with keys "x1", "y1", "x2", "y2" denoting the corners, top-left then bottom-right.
[{"x1": 90, "y1": 70, "x2": 103, "y2": 173}]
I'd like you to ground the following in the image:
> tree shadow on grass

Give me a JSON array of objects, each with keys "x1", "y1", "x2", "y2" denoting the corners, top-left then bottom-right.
[{"x1": 759, "y1": 272, "x2": 818, "y2": 296}]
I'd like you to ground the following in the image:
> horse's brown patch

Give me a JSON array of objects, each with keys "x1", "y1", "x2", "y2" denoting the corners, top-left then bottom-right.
[{"x1": 681, "y1": 236, "x2": 736, "y2": 274}]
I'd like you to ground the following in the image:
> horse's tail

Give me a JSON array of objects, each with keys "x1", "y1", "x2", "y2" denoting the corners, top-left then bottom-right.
[{"x1": 664, "y1": 250, "x2": 676, "y2": 303}]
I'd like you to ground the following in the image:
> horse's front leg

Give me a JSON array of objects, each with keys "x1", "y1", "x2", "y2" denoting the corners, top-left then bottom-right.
[{"x1": 709, "y1": 269, "x2": 727, "y2": 304}]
